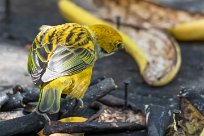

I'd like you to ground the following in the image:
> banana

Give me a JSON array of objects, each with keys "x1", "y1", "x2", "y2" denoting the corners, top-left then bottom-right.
[
  {"x1": 168, "y1": 19, "x2": 204, "y2": 41},
  {"x1": 119, "y1": 26, "x2": 181, "y2": 86},
  {"x1": 58, "y1": 0, "x2": 147, "y2": 76},
  {"x1": 58, "y1": 0, "x2": 181, "y2": 86}
]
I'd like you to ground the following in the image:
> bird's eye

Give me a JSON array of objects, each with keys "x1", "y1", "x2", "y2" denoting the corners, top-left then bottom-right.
[
  {"x1": 101, "y1": 48, "x2": 108, "y2": 53},
  {"x1": 116, "y1": 42, "x2": 123, "y2": 49}
]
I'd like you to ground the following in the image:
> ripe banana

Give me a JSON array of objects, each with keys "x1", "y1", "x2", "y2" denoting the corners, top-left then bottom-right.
[
  {"x1": 168, "y1": 19, "x2": 204, "y2": 41},
  {"x1": 58, "y1": 0, "x2": 181, "y2": 86}
]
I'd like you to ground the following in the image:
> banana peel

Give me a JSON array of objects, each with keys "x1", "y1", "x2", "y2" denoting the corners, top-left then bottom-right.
[
  {"x1": 58, "y1": 0, "x2": 181, "y2": 86},
  {"x1": 83, "y1": 0, "x2": 204, "y2": 41},
  {"x1": 201, "y1": 129, "x2": 204, "y2": 136},
  {"x1": 168, "y1": 19, "x2": 204, "y2": 41},
  {"x1": 165, "y1": 97, "x2": 204, "y2": 136},
  {"x1": 38, "y1": 117, "x2": 87, "y2": 136},
  {"x1": 120, "y1": 27, "x2": 181, "y2": 86}
]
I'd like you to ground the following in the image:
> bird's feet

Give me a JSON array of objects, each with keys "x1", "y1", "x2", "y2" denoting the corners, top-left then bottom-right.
[
  {"x1": 78, "y1": 98, "x2": 84, "y2": 108},
  {"x1": 42, "y1": 113, "x2": 51, "y2": 125},
  {"x1": 35, "y1": 110, "x2": 51, "y2": 125}
]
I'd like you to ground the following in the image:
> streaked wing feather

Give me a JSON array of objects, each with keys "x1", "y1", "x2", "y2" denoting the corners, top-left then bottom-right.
[
  {"x1": 28, "y1": 23, "x2": 95, "y2": 85},
  {"x1": 28, "y1": 42, "x2": 51, "y2": 85},
  {"x1": 41, "y1": 45, "x2": 95, "y2": 82},
  {"x1": 27, "y1": 51, "x2": 34, "y2": 74}
]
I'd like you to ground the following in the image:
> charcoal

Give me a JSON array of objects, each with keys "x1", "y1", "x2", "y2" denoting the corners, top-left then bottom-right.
[
  {"x1": 145, "y1": 104, "x2": 173, "y2": 136},
  {"x1": 0, "y1": 92, "x2": 9, "y2": 108},
  {"x1": 22, "y1": 87, "x2": 39, "y2": 104},
  {"x1": 179, "y1": 88, "x2": 204, "y2": 115},
  {"x1": 1, "y1": 92, "x2": 24, "y2": 111}
]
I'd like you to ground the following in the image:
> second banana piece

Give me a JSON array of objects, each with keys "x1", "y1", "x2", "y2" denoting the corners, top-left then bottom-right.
[{"x1": 58, "y1": 0, "x2": 181, "y2": 86}]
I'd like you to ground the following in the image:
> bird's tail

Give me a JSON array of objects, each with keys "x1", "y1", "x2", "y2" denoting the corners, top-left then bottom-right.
[{"x1": 37, "y1": 89, "x2": 62, "y2": 114}]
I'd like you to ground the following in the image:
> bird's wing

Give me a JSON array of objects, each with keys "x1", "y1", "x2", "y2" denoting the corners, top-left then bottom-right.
[
  {"x1": 27, "y1": 42, "x2": 53, "y2": 85},
  {"x1": 41, "y1": 44, "x2": 95, "y2": 82},
  {"x1": 27, "y1": 24, "x2": 55, "y2": 86},
  {"x1": 28, "y1": 24, "x2": 95, "y2": 85}
]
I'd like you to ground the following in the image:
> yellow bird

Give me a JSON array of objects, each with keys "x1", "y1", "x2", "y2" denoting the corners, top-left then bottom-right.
[{"x1": 27, "y1": 23, "x2": 123, "y2": 120}]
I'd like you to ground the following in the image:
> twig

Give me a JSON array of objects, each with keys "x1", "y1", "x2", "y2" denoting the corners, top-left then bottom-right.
[
  {"x1": 99, "y1": 94, "x2": 124, "y2": 107},
  {"x1": 1, "y1": 86, "x2": 39, "y2": 111},
  {"x1": 1, "y1": 92, "x2": 24, "y2": 111},
  {"x1": 0, "y1": 78, "x2": 117, "y2": 135},
  {"x1": 84, "y1": 78, "x2": 117, "y2": 104},
  {"x1": 98, "y1": 94, "x2": 143, "y2": 112},
  {"x1": 60, "y1": 78, "x2": 117, "y2": 117},
  {"x1": 87, "y1": 102, "x2": 106, "y2": 122},
  {"x1": 0, "y1": 112, "x2": 45, "y2": 136},
  {"x1": 22, "y1": 87, "x2": 39, "y2": 104},
  {"x1": 43, "y1": 121, "x2": 145, "y2": 135}
]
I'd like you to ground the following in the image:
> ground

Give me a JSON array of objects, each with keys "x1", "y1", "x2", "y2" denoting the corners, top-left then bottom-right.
[{"x1": 0, "y1": 0, "x2": 204, "y2": 136}]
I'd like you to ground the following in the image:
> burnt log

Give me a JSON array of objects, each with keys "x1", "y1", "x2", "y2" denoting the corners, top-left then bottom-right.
[
  {"x1": 60, "y1": 78, "x2": 117, "y2": 117},
  {"x1": 0, "y1": 78, "x2": 117, "y2": 136},
  {"x1": 98, "y1": 94, "x2": 143, "y2": 112},
  {"x1": 145, "y1": 104, "x2": 173, "y2": 136},
  {"x1": 43, "y1": 121, "x2": 145, "y2": 135},
  {"x1": 0, "y1": 112, "x2": 45, "y2": 136}
]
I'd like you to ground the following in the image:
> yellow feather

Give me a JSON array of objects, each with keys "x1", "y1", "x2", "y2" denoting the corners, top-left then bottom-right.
[{"x1": 42, "y1": 66, "x2": 93, "y2": 99}]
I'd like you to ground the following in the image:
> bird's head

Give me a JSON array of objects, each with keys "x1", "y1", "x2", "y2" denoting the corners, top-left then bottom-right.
[{"x1": 88, "y1": 24, "x2": 124, "y2": 58}]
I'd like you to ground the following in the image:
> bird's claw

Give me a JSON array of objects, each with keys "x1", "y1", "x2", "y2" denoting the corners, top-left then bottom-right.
[
  {"x1": 42, "y1": 113, "x2": 51, "y2": 125},
  {"x1": 78, "y1": 99, "x2": 84, "y2": 108},
  {"x1": 35, "y1": 110, "x2": 51, "y2": 125}
]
